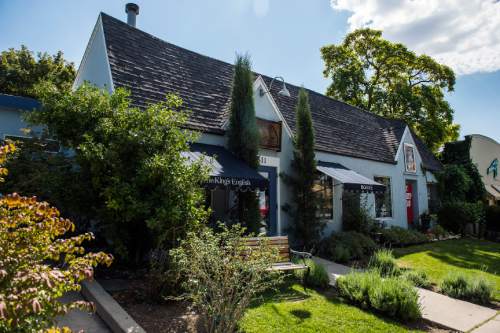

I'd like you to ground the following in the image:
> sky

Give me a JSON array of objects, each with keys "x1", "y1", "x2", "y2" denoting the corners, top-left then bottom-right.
[{"x1": 1, "y1": 0, "x2": 498, "y2": 142}]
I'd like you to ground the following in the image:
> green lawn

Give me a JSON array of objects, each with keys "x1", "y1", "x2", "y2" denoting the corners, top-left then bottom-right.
[
  {"x1": 239, "y1": 284, "x2": 423, "y2": 333},
  {"x1": 393, "y1": 239, "x2": 500, "y2": 301}
]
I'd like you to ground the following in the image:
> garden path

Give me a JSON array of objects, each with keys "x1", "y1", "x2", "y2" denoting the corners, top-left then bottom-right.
[{"x1": 313, "y1": 256, "x2": 499, "y2": 333}]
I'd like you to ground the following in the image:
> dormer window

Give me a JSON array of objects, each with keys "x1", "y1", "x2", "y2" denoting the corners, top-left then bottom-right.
[{"x1": 257, "y1": 118, "x2": 282, "y2": 151}]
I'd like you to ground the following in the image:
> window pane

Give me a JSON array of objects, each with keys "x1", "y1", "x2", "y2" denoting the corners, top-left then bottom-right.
[
  {"x1": 374, "y1": 176, "x2": 392, "y2": 218},
  {"x1": 313, "y1": 172, "x2": 333, "y2": 219}
]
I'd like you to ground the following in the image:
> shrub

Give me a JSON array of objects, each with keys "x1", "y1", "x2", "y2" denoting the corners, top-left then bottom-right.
[
  {"x1": 368, "y1": 276, "x2": 421, "y2": 321},
  {"x1": 439, "y1": 272, "x2": 493, "y2": 304},
  {"x1": 380, "y1": 226, "x2": 428, "y2": 246},
  {"x1": 485, "y1": 205, "x2": 500, "y2": 232},
  {"x1": 429, "y1": 224, "x2": 448, "y2": 239},
  {"x1": 170, "y1": 224, "x2": 282, "y2": 333},
  {"x1": 438, "y1": 201, "x2": 484, "y2": 235},
  {"x1": 401, "y1": 270, "x2": 431, "y2": 288},
  {"x1": 342, "y1": 193, "x2": 376, "y2": 233},
  {"x1": 0, "y1": 143, "x2": 114, "y2": 332},
  {"x1": 368, "y1": 249, "x2": 400, "y2": 277},
  {"x1": 293, "y1": 258, "x2": 330, "y2": 289},
  {"x1": 320, "y1": 231, "x2": 377, "y2": 263},
  {"x1": 337, "y1": 271, "x2": 421, "y2": 321}
]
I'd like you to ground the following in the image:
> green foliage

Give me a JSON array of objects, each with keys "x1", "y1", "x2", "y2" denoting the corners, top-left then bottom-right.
[
  {"x1": 0, "y1": 45, "x2": 75, "y2": 98},
  {"x1": 226, "y1": 54, "x2": 261, "y2": 234},
  {"x1": 293, "y1": 258, "x2": 330, "y2": 289},
  {"x1": 342, "y1": 193, "x2": 376, "y2": 233},
  {"x1": 429, "y1": 224, "x2": 448, "y2": 239},
  {"x1": 438, "y1": 201, "x2": 485, "y2": 235},
  {"x1": 170, "y1": 224, "x2": 282, "y2": 333},
  {"x1": 437, "y1": 164, "x2": 472, "y2": 203},
  {"x1": 439, "y1": 272, "x2": 493, "y2": 304},
  {"x1": 321, "y1": 28, "x2": 458, "y2": 152},
  {"x1": 368, "y1": 249, "x2": 400, "y2": 277},
  {"x1": 28, "y1": 83, "x2": 210, "y2": 262},
  {"x1": 320, "y1": 231, "x2": 377, "y2": 263},
  {"x1": 282, "y1": 88, "x2": 324, "y2": 249},
  {"x1": 380, "y1": 227, "x2": 428, "y2": 246},
  {"x1": 401, "y1": 270, "x2": 431, "y2": 288},
  {"x1": 0, "y1": 144, "x2": 113, "y2": 332},
  {"x1": 337, "y1": 271, "x2": 421, "y2": 321},
  {"x1": 485, "y1": 205, "x2": 500, "y2": 232}
]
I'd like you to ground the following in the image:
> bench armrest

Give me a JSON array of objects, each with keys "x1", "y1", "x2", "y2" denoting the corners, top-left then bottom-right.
[{"x1": 290, "y1": 249, "x2": 312, "y2": 259}]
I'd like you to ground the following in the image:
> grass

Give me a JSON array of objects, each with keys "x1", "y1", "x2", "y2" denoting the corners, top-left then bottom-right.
[
  {"x1": 393, "y1": 239, "x2": 500, "y2": 301},
  {"x1": 239, "y1": 284, "x2": 424, "y2": 333}
]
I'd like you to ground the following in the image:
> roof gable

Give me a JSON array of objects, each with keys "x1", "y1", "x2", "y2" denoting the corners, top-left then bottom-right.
[{"x1": 99, "y1": 12, "x2": 438, "y2": 167}]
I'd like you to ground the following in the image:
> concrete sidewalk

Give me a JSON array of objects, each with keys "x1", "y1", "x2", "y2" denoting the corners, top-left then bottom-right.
[
  {"x1": 56, "y1": 292, "x2": 111, "y2": 333},
  {"x1": 313, "y1": 256, "x2": 499, "y2": 333}
]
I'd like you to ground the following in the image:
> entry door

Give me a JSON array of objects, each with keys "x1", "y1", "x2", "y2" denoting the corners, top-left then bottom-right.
[
  {"x1": 406, "y1": 182, "x2": 414, "y2": 226},
  {"x1": 258, "y1": 166, "x2": 277, "y2": 236}
]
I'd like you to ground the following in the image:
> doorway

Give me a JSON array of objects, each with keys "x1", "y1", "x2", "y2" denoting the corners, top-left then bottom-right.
[
  {"x1": 258, "y1": 166, "x2": 277, "y2": 235},
  {"x1": 405, "y1": 180, "x2": 418, "y2": 227}
]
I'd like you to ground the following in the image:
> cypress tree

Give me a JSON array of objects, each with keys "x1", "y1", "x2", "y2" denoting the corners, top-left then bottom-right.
[
  {"x1": 283, "y1": 88, "x2": 324, "y2": 249},
  {"x1": 227, "y1": 54, "x2": 261, "y2": 234}
]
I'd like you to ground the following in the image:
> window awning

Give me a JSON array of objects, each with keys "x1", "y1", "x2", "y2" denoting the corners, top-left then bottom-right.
[
  {"x1": 183, "y1": 143, "x2": 268, "y2": 191},
  {"x1": 486, "y1": 185, "x2": 500, "y2": 200},
  {"x1": 317, "y1": 161, "x2": 385, "y2": 193}
]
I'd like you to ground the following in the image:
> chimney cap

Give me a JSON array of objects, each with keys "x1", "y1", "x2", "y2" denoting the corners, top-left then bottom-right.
[{"x1": 125, "y1": 3, "x2": 139, "y2": 14}]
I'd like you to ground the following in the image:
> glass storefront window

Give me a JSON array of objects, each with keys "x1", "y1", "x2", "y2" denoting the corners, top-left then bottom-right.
[
  {"x1": 313, "y1": 172, "x2": 333, "y2": 219},
  {"x1": 374, "y1": 176, "x2": 392, "y2": 218}
]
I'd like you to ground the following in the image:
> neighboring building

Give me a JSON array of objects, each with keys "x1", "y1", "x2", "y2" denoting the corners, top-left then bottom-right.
[
  {"x1": 73, "y1": 7, "x2": 441, "y2": 236},
  {"x1": 0, "y1": 94, "x2": 41, "y2": 140},
  {"x1": 468, "y1": 134, "x2": 500, "y2": 205}
]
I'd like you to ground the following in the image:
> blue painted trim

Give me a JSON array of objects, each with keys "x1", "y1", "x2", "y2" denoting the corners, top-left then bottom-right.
[{"x1": 0, "y1": 94, "x2": 40, "y2": 110}]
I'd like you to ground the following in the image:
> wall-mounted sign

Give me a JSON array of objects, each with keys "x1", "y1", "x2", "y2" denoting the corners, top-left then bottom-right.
[
  {"x1": 487, "y1": 158, "x2": 498, "y2": 179},
  {"x1": 404, "y1": 143, "x2": 417, "y2": 173},
  {"x1": 257, "y1": 118, "x2": 282, "y2": 151}
]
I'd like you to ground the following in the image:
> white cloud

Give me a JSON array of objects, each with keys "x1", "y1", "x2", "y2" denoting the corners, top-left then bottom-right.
[{"x1": 331, "y1": 0, "x2": 500, "y2": 75}]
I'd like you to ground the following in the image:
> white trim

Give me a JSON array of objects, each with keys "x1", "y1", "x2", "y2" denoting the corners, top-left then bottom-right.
[
  {"x1": 253, "y1": 76, "x2": 293, "y2": 139},
  {"x1": 373, "y1": 175, "x2": 394, "y2": 219},
  {"x1": 99, "y1": 14, "x2": 115, "y2": 92},
  {"x1": 394, "y1": 126, "x2": 409, "y2": 162}
]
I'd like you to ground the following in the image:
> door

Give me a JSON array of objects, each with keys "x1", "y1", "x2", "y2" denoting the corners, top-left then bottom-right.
[
  {"x1": 406, "y1": 182, "x2": 414, "y2": 226},
  {"x1": 258, "y1": 166, "x2": 277, "y2": 236}
]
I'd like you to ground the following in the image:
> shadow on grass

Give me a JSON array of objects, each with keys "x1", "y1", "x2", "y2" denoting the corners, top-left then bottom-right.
[
  {"x1": 290, "y1": 309, "x2": 311, "y2": 322},
  {"x1": 394, "y1": 239, "x2": 500, "y2": 276},
  {"x1": 249, "y1": 282, "x2": 311, "y2": 309}
]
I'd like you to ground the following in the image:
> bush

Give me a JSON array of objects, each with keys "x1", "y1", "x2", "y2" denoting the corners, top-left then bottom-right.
[
  {"x1": 485, "y1": 205, "x2": 500, "y2": 232},
  {"x1": 380, "y1": 226, "x2": 428, "y2": 246},
  {"x1": 368, "y1": 249, "x2": 400, "y2": 277},
  {"x1": 401, "y1": 270, "x2": 431, "y2": 288},
  {"x1": 293, "y1": 258, "x2": 330, "y2": 289},
  {"x1": 429, "y1": 224, "x2": 448, "y2": 239},
  {"x1": 337, "y1": 271, "x2": 421, "y2": 321},
  {"x1": 342, "y1": 193, "x2": 376, "y2": 233},
  {"x1": 0, "y1": 143, "x2": 113, "y2": 332},
  {"x1": 438, "y1": 201, "x2": 484, "y2": 235},
  {"x1": 320, "y1": 231, "x2": 377, "y2": 263},
  {"x1": 170, "y1": 224, "x2": 282, "y2": 333},
  {"x1": 439, "y1": 272, "x2": 493, "y2": 304}
]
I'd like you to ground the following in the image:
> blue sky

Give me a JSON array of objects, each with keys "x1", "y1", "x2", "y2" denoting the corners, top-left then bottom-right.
[{"x1": 1, "y1": 0, "x2": 498, "y2": 142}]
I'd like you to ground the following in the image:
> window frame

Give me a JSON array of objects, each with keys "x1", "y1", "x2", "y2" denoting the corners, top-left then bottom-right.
[
  {"x1": 373, "y1": 175, "x2": 393, "y2": 219},
  {"x1": 312, "y1": 172, "x2": 334, "y2": 220}
]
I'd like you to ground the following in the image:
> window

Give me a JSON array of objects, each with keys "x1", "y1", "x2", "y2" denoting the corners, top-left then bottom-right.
[
  {"x1": 313, "y1": 172, "x2": 333, "y2": 219},
  {"x1": 427, "y1": 183, "x2": 439, "y2": 214},
  {"x1": 256, "y1": 118, "x2": 282, "y2": 151},
  {"x1": 374, "y1": 176, "x2": 392, "y2": 218}
]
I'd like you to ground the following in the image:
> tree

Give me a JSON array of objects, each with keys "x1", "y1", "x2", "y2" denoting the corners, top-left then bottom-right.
[
  {"x1": 0, "y1": 143, "x2": 113, "y2": 332},
  {"x1": 283, "y1": 88, "x2": 324, "y2": 250},
  {"x1": 27, "y1": 82, "x2": 210, "y2": 263},
  {"x1": 226, "y1": 54, "x2": 261, "y2": 234},
  {"x1": 321, "y1": 29, "x2": 459, "y2": 152},
  {"x1": 0, "y1": 45, "x2": 75, "y2": 98}
]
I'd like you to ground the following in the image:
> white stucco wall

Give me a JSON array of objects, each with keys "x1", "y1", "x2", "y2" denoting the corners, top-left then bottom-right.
[
  {"x1": 469, "y1": 134, "x2": 500, "y2": 203},
  {"x1": 73, "y1": 16, "x2": 113, "y2": 92},
  {"x1": 0, "y1": 107, "x2": 43, "y2": 139}
]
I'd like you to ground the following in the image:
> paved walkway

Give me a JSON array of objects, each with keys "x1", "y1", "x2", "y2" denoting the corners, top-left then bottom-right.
[
  {"x1": 56, "y1": 292, "x2": 111, "y2": 333},
  {"x1": 313, "y1": 256, "x2": 500, "y2": 333}
]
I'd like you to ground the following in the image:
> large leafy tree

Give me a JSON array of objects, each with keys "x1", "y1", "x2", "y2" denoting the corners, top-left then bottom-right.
[
  {"x1": 0, "y1": 45, "x2": 75, "y2": 97},
  {"x1": 227, "y1": 54, "x2": 261, "y2": 234},
  {"x1": 26, "y1": 82, "x2": 209, "y2": 263},
  {"x1": 283, "y1": 88, "x2": 324, "y2": 250},
  {"x1": 321, "y1": 29, "x2": 458, "y2": 152}
]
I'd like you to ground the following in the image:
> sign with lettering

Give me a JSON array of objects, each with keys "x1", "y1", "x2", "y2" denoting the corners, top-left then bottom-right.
[{"x1": 487, "y1": 158, "x2": 498, "y2": 179}]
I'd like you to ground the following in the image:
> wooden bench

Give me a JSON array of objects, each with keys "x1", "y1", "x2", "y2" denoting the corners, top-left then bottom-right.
[{"x1": 244, "y1": 236, "x2": 312, "y2": 286}]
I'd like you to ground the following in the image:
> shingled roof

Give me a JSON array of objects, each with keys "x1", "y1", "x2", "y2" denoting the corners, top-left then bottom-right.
[{"x1": 99, "y1": 13, "x2": 441, "y2": 170}]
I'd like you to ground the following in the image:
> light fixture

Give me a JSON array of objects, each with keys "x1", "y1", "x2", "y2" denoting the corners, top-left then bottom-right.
[{"x1": 259, "y1": 76, "x2": 291, "y2": 97}]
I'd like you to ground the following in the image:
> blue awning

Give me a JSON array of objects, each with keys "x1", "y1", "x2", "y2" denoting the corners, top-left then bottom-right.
[
  {"x1": 317, "y1": 161, "x2": 385, "y2": 193},
  {"x1": 183, "y1": 143, "x2": 268, "y2": 191}
]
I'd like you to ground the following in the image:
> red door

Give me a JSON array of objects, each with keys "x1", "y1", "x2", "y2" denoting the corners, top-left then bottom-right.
[{"x1": 406, "y1": 183, "x2": 413, "y2": 225}]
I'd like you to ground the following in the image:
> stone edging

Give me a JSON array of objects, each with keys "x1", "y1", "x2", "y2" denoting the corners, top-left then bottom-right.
[{"x1": 81, "y1": 280, "x2": 146, "y2": 333}]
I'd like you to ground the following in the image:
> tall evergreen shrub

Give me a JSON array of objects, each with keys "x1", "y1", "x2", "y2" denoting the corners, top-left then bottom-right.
[
  {"x1": 283, "y1": 88, "x2": 324, "y2": 249},
  {"x1": 227, "y1": 54, "x2": 261, "y2": 234}
]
